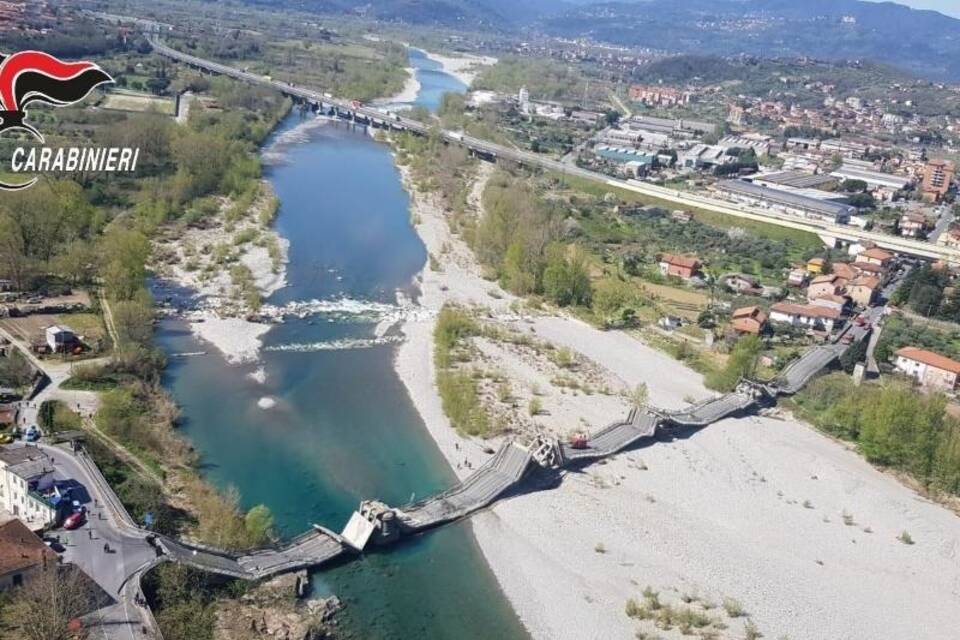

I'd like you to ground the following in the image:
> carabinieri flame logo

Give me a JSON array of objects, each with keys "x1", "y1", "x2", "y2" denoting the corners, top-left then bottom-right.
[{"x1": 0, "y1": 50, "x2": 113, "y2": 191}]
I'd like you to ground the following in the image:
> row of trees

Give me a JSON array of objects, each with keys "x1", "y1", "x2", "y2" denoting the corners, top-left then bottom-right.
[{"x1": 795, "y1": 373, "x2": 960, "y2": 496}]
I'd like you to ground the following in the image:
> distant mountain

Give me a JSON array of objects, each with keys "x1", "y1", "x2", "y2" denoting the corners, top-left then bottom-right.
[
  {"x1": 235, "y1": 0, "x2": 563, "y2": 28},
  {"x1": 541, "y1": 0, "x2": 960, "y2": 81},
  {"x1": 235, "y1": 0, "x2": 960, "y2": 81}
]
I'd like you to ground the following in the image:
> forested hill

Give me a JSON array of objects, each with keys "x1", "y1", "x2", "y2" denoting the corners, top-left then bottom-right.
[{"x1": 234, "y1": 0, "x2": 960, "y2": 81}]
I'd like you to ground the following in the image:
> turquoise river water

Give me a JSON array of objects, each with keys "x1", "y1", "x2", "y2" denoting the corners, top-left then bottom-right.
[{"x1": 155, "y1": 50, "x2": 529, "y2": 639}]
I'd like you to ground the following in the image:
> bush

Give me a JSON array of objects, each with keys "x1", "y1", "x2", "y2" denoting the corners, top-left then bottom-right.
[{"x1": 437, "y1": 369, "x2": 491, "y2": 436}]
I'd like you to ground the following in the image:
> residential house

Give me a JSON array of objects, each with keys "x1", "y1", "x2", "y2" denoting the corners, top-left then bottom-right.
[
  {"x1": 0, "y1": 446, "x2": 57, "y2": 529},
  {"x1": 770, "y1": 302, "x2": 843, "y2": 333},
  {"x1": 659, "y1": 254, "x2": 701, "y2": 280},
  {"x1": 787, "y1": 268, "x2": 809, "y2": 287},
  {"x1": 899, "y1": 212, "x2": 930, "y2": 238},
  {"x1": 730, "y1": 306, "x2": 767, "y2": 335},
  {"x1": 858, "y1": 247, "x2": 894, "y2": 270},
  {"x1": 831, "y1": 262, "x2": 861, "y2": 282},
  {"x1": 850, "y1": 260, "x2": 886, "y2": 281},
  {"x1": 894, "y1": 347, "x2": 960, "y2": 391},
  {"x1": 848, "y1": 275, "x2": 880, "y2": 308},
  {"x1": 724, "y1": 274, "x2": 762, "y2": 295},
  {"x1": 938, "y1": 226, "x2": 960, "y2": 249},
  {"x1": 809, "y1": 294, "x2": 848, "y2": 314},
  {"x1": 807, "y1": 274, "x2": 842, "y2": 301},
  {"x1": 0, "y1": 519, "x2": 56, "y2": 591},
  {"x1": 806, "y1": 257, "x2": 825, "y2": 274}
]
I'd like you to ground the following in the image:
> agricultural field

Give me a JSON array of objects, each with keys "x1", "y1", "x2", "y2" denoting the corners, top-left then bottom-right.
[{"x1": 100, "y1": 89, "x2": 177, "y2": 115}]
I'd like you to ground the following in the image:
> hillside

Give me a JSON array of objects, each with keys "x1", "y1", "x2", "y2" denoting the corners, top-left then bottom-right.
[
  {"x1": 542, "y1": 0, "x2": 960, "y2": 81},
  {"x1": 232, "y1": 0, "x2": 960, "y2": 81}
]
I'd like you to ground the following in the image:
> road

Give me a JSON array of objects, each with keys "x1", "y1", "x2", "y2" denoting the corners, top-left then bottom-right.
[
  {"x1": 40, "y1": 442, "x2": 160, "y2": 640},
  {"x1": 0, "y1": 325, "x2": 160, "y2": 639},
  {"x1": 148, "y1": 38, "x2": 960, "y2": 264}
]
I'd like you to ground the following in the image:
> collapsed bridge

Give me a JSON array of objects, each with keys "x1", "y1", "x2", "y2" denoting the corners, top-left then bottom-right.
[{"x1": 155, "y1": 330, "x2": 859, "y2": 580}]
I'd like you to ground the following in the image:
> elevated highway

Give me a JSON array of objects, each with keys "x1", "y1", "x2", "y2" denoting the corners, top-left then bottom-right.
[{"x1": 150, "y1": 39, "x2": 960, "y2": 263}]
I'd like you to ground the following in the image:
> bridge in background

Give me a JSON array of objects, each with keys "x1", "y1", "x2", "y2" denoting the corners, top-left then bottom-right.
[{"x1": 149, "y1": 39, "x2": 960, "y2": 263}]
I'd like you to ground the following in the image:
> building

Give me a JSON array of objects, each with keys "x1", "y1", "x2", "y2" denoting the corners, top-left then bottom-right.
[
  {"x1": 625, "y1": 115, "x2": 716, "y2": 138},
  {"x1": 787, "y1": 267, "x2": 809, "y2": 287},
  {"x1": 921, "y1": 159, "x2": 954, "y2": 203},
  {"x1": 752, "y1": 171, "x2": 837, "y2": 191},
  {"x1": 830, "y1": 163, "x2": 911, "y2": 201},
  {"x1": 517, "y1": 86, "x2": 530, "y2": 115},
  {"x1": 716, "y1": 180, "x2": 855, "y2": 225},
  {"x1": 810, "y1": 294, "x2": 848, "y2": 314},
  {"x1": 938, "y1": 225, "x2": 960, "y2": 249},
  {"x1": 807, "y1": 274, "x2": 842, "y2": 301},
  {"x1": 848, "y1": 275, "x2": 880, "y2": 307},
  {"x1": 0, "y1": 446, "x2": 57, "y2": 529},
  {"x1": 678, "y1": 144, "x2": 730, "y2": 171},
  {"x1": 718, "y1": 134, "x2": 774, "y2": 158},
  {"x1": 730, "y1": 306, "x2": 767, "y2": 335},
  {"x1": 0, "y1": 519, "x2": 56, "y2": 590},
  {"x1": 44, "y1": 326, "x2": 77, "y2": 354},
  {"x1": 658, "y1": 254, "x2": 701, "y2": 280},
  {"x1": 770, "y1": 302, "x2": 843, "y2": 333},
  {"x1": 894, "y1": 347, "x2": 960, "y2": 391},
  {"x1": 831, "y1": 262, "x2": 860, "y2": 282},
  {"x1": 628, "y1": 84, "x2": 690, "y2": 107},
  {"x1": 806, "y1": 257, "x2": 825, "y2": 274},
  {"x1": 899, "y1": 212, "x2": 930, "y2": 238},
  {"x1": 858, "y1": 247, "x2": 894, "y2": 270}
]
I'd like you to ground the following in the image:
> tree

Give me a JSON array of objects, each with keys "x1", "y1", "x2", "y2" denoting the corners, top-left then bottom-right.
[
  {"x1": 839, "y1": 339, "x2": 868, "y2": 373},
  {"x1": 542, "y1": 244, "x2": 592, "y2": 307},
  {"x1": 841, "y1": 179, "x2": 869, "y2": 193},
  {"x1": 100, "y1": 226, "x2": 150, "y2": 301},
  {"x1": 5, "y1": 565, "x2": 95, "y2": 640},
  {"x1": 0, "y1": 211, "x2": 31, "y2": 290},
  {"x1": 706, "y1": 335, "x2": 762, "y2": 391}
]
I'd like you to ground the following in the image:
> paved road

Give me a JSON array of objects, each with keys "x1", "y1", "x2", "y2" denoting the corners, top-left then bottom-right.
[{"x1": 39, "y1": 443, "x2": 160, "y2": 640}]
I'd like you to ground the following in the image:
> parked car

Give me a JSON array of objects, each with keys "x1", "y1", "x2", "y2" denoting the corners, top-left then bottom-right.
[{"x1": 63, "y1": 511, "x2": 85, "y2": 530}]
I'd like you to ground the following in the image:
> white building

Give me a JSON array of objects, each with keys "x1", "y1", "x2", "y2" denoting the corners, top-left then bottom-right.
[
  {"x1": 518, "y1": 86, "x2": 530, "y2": 115},
  {"x1": 716, "y1": 180, "x2": 855, "y2": 225},
  {"x1": 770, "y1": 302, "x2": 843, "y2": 333},
  {"x1": 0, "y1": 446, "x2": 56, "y2": 530},
  {"x1": 45, "y1": 325, "x2": 76, "y2": 353}
]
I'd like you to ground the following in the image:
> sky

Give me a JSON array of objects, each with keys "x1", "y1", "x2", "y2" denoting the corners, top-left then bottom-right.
[{"x1": 868, "y1": 0, "x2": 960, "y2": 18}]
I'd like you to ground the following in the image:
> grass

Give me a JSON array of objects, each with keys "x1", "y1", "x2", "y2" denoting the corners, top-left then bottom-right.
[
  {"x1": 722, "y1": 597, "x2": 746, "y2": 618},
  {"x1": 101, "y1": 90, "x2": 176, "y2": 115},
  {"x1": 557, "y1": 173, "x2": 821, "y2": 249},
  {"x1": 56, "y1": 313, "x2": 108, "y2": 342}
]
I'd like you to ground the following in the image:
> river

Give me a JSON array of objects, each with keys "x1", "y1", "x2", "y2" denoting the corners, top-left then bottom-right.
[{"x1": 156, "y1": 50, "x2": 528, "y2": 639}]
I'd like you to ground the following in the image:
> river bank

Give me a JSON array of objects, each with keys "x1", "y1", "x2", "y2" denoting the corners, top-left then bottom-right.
[
  {"x1": 392, "y1": 161, "x2": 960, "y2": 639},
  {"x1": 374, "y1": 66, "x2": 421, "y2": 105},
  {"x1": 423, "y1": 50, "x2": 497, "y2": 86}
]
